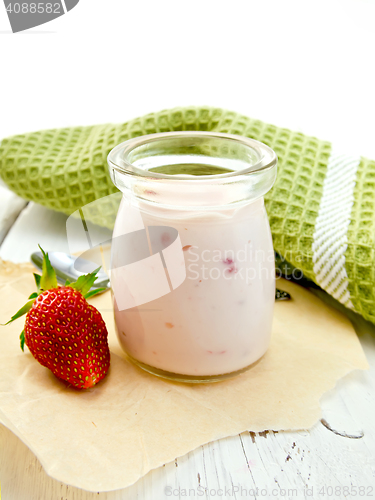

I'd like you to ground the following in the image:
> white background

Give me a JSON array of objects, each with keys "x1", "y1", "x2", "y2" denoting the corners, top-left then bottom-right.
[{"x1": 1, "y1": 0, "x2": 375, "y2": 157}]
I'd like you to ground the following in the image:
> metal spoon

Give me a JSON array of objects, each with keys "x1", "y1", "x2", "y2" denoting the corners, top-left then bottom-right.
[
  {"x1": 31, "y1": 251, "x2": 290, "y2": 300},
  {"x1": 31, "y1": 251, "x2": 110, "y2": 293}
]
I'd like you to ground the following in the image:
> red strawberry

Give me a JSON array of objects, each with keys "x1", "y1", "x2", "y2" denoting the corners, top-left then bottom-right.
[{"x1": 3, "y1": 246, "x2": 110, "y2": 389}]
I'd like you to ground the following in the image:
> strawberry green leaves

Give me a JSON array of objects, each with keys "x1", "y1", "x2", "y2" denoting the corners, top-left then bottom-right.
[
  {"x1": 68, "y1": 267, "x2": 101, "y2": 296},
  {"x1": 1, "y1": 299, "x2": 35, "y2": 326},
  {"x1": 39, "y1": 245, "x2": 58, "y2": 291},
  {"x1": 35, "y1": 246, "x2": 105, "y2": 298},
  {"x1": 2, "y1": 246, "x2": 58, "y2": 327},
  {"x1": 20, "y1": 330, "x2": 25, "y2": 351},
  {"x1": 83, "y1": 287, "x2": 108, "y2": 299},
  {"x1": 33, "y1": 273, "x2": 41, "y2": 293}
]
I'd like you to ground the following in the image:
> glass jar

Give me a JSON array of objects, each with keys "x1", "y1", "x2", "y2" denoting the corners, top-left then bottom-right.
[{"x1": 107, "y1": 132, "x2": 277, "y2": 383}]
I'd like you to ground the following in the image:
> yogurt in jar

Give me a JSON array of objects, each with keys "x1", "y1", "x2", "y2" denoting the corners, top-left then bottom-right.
[{"x1": 108, "y1": 132, "x2": 277, "y2": 382}]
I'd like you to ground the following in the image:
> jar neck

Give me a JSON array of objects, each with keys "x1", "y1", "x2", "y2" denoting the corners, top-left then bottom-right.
[{"x1": 108, "y1": 132, "x2": 277, "y2": 210}]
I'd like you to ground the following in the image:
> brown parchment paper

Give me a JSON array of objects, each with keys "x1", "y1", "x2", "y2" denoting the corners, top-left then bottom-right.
[{"x1": 0, "y1": 261, "x2": 368, "y2": 492}]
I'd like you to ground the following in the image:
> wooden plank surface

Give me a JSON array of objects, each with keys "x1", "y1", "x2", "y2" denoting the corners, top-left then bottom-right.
[{"x1": 1, "y1": 197, "x2": 375, "y2": 499}]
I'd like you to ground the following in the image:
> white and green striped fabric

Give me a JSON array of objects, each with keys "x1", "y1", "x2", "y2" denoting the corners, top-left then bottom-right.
[{"x1": 311, "y1": 149, "x2": 360, "y2": 309}]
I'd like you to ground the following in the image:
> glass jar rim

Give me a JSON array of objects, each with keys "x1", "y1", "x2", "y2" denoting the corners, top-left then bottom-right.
[{"x1": 107, "y1": 131, "x2": 277, "y2": 181}]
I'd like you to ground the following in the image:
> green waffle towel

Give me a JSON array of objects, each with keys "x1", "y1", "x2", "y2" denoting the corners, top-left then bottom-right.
[{"x1": 1, "y1": 106, "x2": 375, "y2": 325}]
